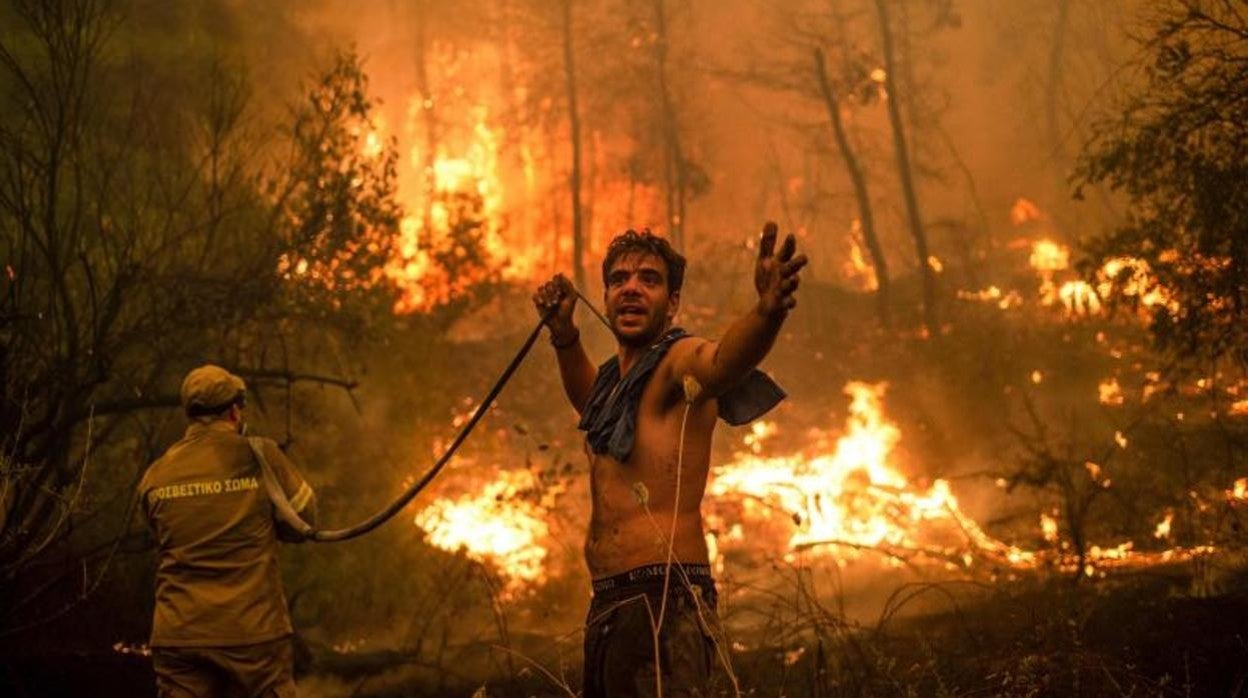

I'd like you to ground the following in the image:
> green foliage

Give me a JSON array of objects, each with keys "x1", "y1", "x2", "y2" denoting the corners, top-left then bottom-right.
[
  {"x1": 276, "y1": 47, "x2": 400, "y2": 319},
  {"x1": 426, "y1": 190, "x2": 503, "y2": 299},
  {"x1": 0, "y1": 0, "x2": 264, "y2": 632},
  {"x1": 0, "y1": 1, "x2": 403, "y2": 634},
  {"x1": 1076, "y1": 0, "x2": 1248, "y2": 362}
]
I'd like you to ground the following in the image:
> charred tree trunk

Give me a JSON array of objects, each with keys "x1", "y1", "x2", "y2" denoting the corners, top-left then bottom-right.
[
  {"x1": 652, "y1": 0, "x2": 687, "y2": 248},
  {"x1": 937, "y1": 126, "x2": 991, "y2": 287},
  {"x1": 584, "y1": 129, "x2": 598, "y2": 262},
  {"x1": 1046, "y1": 0, "x2": 1071, "y2": 172},
  {"x1": 874, "y1": 0, "x2": 938, "y2": 336},
  {"x1": 561, "y1": 0, "x2": 586, "y2": 290},
  {"x1": 1046, "y1": 0, "x2": 1073, "y2": 220},
  {"x1": 814, "y1": 48, "x2": 891, "y2": 328}
]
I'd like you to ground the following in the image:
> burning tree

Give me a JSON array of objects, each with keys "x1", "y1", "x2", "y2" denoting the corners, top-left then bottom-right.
[
  {"x1": 813, "y1": 26, "x2": 892, "y2": 328},
  {"x1": 871, "y1": 0, "x2": 939, "y2": 337},
  {"x1": 1076, "y1": 0, "x2": 1248, "y2": 363},
  {"x1": 276, "y1": 48, "x2": 401, "y2": 317},
  {"x1": 722, "y1": 0, "x2": 965, "y2": 335}
]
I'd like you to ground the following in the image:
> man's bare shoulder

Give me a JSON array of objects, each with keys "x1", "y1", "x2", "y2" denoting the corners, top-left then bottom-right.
[
  {"x1": 659, "y1": 335, "x2": 711, "y2": 373},
  {"x1": 651, "y1": 335, "x2": 717, "y2": 404},
  {"x1": 668, "y1": 333, "x2": 712, "y2": 355}
]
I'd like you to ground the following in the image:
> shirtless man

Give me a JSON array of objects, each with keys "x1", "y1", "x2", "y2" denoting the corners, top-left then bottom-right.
[{"x1": 534, "y1": 224, "x2": 807, "y2": 696}]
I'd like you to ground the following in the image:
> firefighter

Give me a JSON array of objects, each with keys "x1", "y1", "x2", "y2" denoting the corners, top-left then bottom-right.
[{"x1": 139, "y1": 365, "x2": 316, "y2": 697}]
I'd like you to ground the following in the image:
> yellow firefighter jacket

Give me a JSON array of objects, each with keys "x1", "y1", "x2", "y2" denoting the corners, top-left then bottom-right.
[{"x1": 139, "y1": 421, "x2": 314, "y2": 647}]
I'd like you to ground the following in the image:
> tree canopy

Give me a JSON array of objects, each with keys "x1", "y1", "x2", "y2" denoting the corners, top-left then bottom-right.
[
  {"x1": 0, "y1": 0, "x2": 401, "y2": 630},
  {"x1": 1077, "y1": 0, "x2": 1248, "y2": 362}
]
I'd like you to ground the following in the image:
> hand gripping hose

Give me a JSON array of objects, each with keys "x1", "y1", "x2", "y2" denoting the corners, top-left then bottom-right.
[{"x1": 251, "y1": 310, "x2": 553, "y2": 543}]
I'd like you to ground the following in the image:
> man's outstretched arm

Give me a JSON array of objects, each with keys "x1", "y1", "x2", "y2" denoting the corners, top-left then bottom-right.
[
  {"x1": 534, "y1": 273, "x2": 597, "y2": 414},
  {"x1": 669, "y1": 222, "x2": 808, "y2": 400}
]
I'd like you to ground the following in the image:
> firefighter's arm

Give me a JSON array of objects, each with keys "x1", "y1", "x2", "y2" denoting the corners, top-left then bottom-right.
[{"x1": 262, "y1": 440, "x2": 318, "y2": 536}]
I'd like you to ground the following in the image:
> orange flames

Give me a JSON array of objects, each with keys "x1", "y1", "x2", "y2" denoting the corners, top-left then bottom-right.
[
  {"x1": 267, "y1": 49, "x2": 531, "y2": 313},
  {"x1": 1029, "y1": 239, "x2": 1069, "y2": 274},
  {"x1": 706, "y1": 382, "x2": 1229, "y2": 577},
  {"x1": 399, "y1": 192, "x2": 1224, "y2": 588},
  {"x1": 413, "y1": 468, "x2": 555, "y2": 597},
  {"x1": 412, "y1": 381, "x2": 1243, "y2": 590},
  {"x1": 1059, "y1": 280, "x2": 1102, "y2": 317},
  {"x1": 339, "y1": 45, "x2": 671, "y2": 313},
  {"x1": 1021, "y1": 233, "x2": 1178, "y2": 321},
  {"x1": 843, "y1": 219, "x2": 879, "y2": 292},
  {"x1": 707, "y1": 382, "x2": 1039, "y2": 570},
  {"x1": 1097, "y1": 256, "x2": 1179, "y2": 316},
  {"x1": 364, "y1": 102, "x2": 538, "y2": 313},
  {"x1": 1231, "y1": 478, "x2": 1247, "y2": 501},
  {"x1": 1009, "y1": 197, "x2": 1042, "y2": 226},
  {"x1": 1098, "y1": 378, "x2": 1124, "y2": 406},
  {"x1": 1029, "y1": 238, "x2": 1087, "y2": 313},
  {"x1": 963, "y1": 198, "x2": 1180, "y2": 322},
  {"x1": 956, "y1": 286, "x2": 1024, "y2": 310}
]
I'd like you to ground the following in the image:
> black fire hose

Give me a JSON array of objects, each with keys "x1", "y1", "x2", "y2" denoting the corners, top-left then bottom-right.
[
  {"x1": 293, "y1": 311, "x2": 552, "y2": 542},
  {"x1": 261, "y1": 288, "x2": 606, "y2": 544}
]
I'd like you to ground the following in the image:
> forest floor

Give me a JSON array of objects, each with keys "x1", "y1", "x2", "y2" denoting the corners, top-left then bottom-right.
[
  {"x1": 4, "y1": 561, "x2": 1247, "y2": 696},
  {"x1": 303, "y1": 562, "x2": 1248, "y2": 697}
]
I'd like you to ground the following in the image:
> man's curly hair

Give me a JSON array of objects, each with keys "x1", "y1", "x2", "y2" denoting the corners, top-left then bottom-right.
[{"x1": 601, "y1": 229, "x2": 687, "y2": 294}]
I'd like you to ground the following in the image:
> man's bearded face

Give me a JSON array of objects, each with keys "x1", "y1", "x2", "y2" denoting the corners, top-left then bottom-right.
[{"x1": 604, "y1": 252, "x2": 679, "y2": 348}]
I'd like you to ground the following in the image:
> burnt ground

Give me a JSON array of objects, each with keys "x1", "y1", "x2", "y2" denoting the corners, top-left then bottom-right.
[
  {"x1": 9, "y1": 567, "x2": 1243, "y2": 697},
  {"x1": 731, "y1": 574, "x2": 1248, "y2": 697}
]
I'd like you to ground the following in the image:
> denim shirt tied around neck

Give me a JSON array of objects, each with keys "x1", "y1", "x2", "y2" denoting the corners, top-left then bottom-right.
[{"x1": 577, "y1": 327, "x2": 786, "y2": 462}]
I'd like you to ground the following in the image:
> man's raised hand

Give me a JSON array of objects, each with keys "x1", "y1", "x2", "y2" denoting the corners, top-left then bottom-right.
[
  {"x1": 533, "y1": 273, "x2": 578, "y2": 339},
  {"x1": 754, "y1": 221, "x2": 809, "y2": 317}
]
